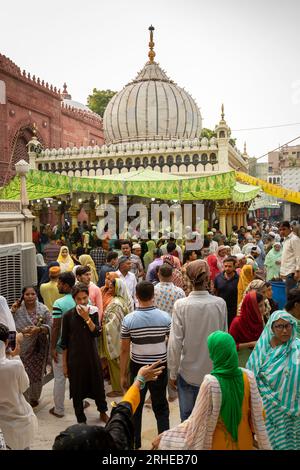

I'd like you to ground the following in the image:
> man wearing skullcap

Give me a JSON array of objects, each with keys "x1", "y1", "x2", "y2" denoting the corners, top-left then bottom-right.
[
  {"x1": 40, "y1": 266, "x2": 63, "y2": 311},
  {"x1": 167, "y1": 259, "x2": 227, "y2": 421},
  {"x1": 206, "y1": 231, "x2": 218, "y2": 254}
]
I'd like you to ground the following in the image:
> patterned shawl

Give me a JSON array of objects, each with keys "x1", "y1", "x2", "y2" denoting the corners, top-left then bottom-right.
[
  {"x1": 103, "y1": 279, "x2": 132, "y2": 360},
  {"x1": 14, "y1": 300, "x2": 52, "y2": 356},
  {"x1": 101, "y1": 272, "x2": 120, "y2": 313},
  {"x1": 246, "y1": 310, "x2": 300, "y2": 416},
  {"x1": 159, "y1": 369, "x2": 271, "y2": 450}
]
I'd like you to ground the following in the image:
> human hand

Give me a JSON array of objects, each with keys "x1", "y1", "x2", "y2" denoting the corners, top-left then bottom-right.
[
  {"x1": 169, "y1": 378, "x2": 177, "y2": 391},
  {"x1": 77, "y1": 305, "x2": 90, "y2": 321},
  {"x1": 52, "y1": 349, "x2": 58, "y2": 363},
  {"x1": 11, "y1": 300, "x2": 21, "y2": 314},
  {"x1": 151, "y1": 434, "x2": 162, "y2": 450},
  {"x1": 137, "y1": 360, "x2": 165, "y2": 383},
  {"x1": 63, "y1": 364, "x2": 68, "y2": 378},
  {"x1": 23, "y1": 326, "x2": 40, "y2": 337},
  {"x1": 9, "y1": 342, "x2": 21, "y2": 357}
]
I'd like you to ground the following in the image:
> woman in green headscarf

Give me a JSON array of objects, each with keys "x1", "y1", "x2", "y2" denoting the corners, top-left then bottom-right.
[
  {"x1": 143, "y1": 240, "x2": 157, "y2": 272},
  {"x1": 264, "y1": 242, "x2": 282, "y2": 281},
  {"x1": 153, "y1": 331, "x2": 271, "y2": 450}
]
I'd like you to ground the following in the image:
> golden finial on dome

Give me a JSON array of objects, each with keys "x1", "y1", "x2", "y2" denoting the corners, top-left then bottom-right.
[
  {"x1": 244, "y1": 141, "x2": 247, "y2": 154},
  {"x1": 32, "y1": 122, "x2": 37, "y2": 135},
  {"x1": 148, "y1": 25, "x2": 156, "y2": 63}
]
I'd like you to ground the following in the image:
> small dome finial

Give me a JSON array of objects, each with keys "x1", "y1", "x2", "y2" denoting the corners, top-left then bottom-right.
[
  {"x1": 244, "y1": 141, "x2": 247, "y2": 154},
  {"x1": 148, "y1": 25, "x2": 156, "y2": 63},
  {"x1": 221, "y1": 103, "x2": 225, "y2": 121},
  {"x1": 61, "y1": 83, "x2": 71, "y2": 100},
  {"x1": 32, "y1": 122, "x2": 37, "y2": 135}
]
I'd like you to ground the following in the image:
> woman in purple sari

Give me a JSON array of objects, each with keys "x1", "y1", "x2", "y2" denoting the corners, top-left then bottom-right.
[{"x1": 11, "y1": 286, "x2": 52, "y2": 407}]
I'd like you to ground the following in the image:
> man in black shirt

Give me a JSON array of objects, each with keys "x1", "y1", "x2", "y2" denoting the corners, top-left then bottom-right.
[{"x1": 214, "y1": 256, "x2": 239, "y2": 327}]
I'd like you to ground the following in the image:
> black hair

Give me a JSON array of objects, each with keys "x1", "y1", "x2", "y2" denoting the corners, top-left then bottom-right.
[
  {"x1": 120, "y1": 240, "x2": 132, "y2": 248},
  {"x1": 76, "y1": 246, "x2": 85, "y2": 257},
  {"x1": 72, "y1": 283, "x2": 89, "y2": 299},
  {"x1": 136, "y1": 281, "x2": 154, "y2": 301},
  {"x1": 224, "y1": 256, "x2": 236, "y2": 265},
  {"x1": 158, "y1": 264, "x2": 173, "y2": 278},
  {"x1": 153, "y1": 248, "x2": 162, "y2": 257},
  {"x1": 285, "y1": 288, "x2": 300, "y2": 312},
  {"x1": 76, "y1": 265, "x2": 91, "y2": 277},
  {"x1": 52, "y1": 424, "x2": 116, "y2": 450},
  {"x1": 20, "y1": 286, "x2": 37, "y2": 303},
  {"x1": 279, "y1": 221, "x2": 290, "y2": 229},
  {"x1": 265, "y1": 282, "x2": 271, "y2": 288},
  {"x1": 183, "y1": 250, "x2": 196, "y2": 264},
  {"x1": 0, "y1": 323, "x2": 9, "y2": 342},
  {"x1": 232, "y1": 225, "x2": 238, "y2": 232},
  {"x1": 95, "y1": 239, "x2": 102, "y2": 247},
  {"x1": 107, "y1": 251, "x2": 119, "y2": 263},
  {"x1": 166, "y1": 241, "x2": 177, "y2": 253},
  {"x1": 256, "y1": 293, "x2": 264, "y2": 304},
  {"x1": 202, "y1": 238, "x2": 210, "y2": 248},
  {"x1": 58, "y1": 272, "x2": 76, "y2": 288}
]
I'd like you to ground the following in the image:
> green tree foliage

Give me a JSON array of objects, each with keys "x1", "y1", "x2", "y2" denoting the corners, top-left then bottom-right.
[
  {"x1": 200, "y1": 128, "x2": 217, "y2": 139},
  {"x1": 87, "y1": 89, "x2": 117, "y2": 117}
]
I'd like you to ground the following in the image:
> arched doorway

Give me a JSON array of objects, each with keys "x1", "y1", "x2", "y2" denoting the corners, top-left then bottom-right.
[{"x1": 5, "y1": 124, "x2": 44, "y2": 183}]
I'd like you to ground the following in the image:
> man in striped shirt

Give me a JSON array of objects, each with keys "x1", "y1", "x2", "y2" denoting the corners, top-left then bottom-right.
[{"x1": 120, "y1": 281, "x2": 171, "y2": 449}]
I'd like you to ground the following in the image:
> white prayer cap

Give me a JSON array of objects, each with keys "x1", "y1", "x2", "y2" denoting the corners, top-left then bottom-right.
[{"x1": 132, "y1": 243, "x2": 141, "y2": 249}]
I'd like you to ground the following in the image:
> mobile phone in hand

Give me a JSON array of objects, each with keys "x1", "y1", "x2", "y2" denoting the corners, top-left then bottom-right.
[{"x1": 6, "y1": 331, "x2": 16, "y2": 351}]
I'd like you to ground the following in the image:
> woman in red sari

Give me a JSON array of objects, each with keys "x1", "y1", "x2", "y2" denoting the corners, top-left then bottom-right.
[{"x1": 229, "y1": 290, "x2": 265, "y2": 367}]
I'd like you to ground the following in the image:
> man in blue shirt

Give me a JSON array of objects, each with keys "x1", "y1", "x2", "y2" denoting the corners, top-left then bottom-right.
[{"x1": 120, "y1": 281, "x2": 171, "y2": 449}]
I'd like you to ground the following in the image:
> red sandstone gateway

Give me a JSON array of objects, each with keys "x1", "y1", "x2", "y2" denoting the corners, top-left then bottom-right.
[{"x1": 0, "y1": 53, "x2": 103, "y2": 185}]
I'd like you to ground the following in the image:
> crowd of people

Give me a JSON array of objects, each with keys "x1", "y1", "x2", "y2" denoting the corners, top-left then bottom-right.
[{"x1": 1, "y1": 217, "x2": 300, "y2": 450}]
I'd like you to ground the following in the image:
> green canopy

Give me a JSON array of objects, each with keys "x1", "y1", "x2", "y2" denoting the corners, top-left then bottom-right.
[{"x1": 0, "y1": 168, "x2": 260, "y2": 202}]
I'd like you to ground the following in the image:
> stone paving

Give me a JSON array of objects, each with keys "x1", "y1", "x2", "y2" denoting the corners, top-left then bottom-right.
[{"x1": 31, "y1": 377, "x2": 180, "y2": 450}]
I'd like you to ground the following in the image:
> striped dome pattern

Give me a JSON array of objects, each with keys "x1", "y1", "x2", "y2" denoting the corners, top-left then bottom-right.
[{"x1": 103, "y1": 62, "x2": 202, "y2": 144}]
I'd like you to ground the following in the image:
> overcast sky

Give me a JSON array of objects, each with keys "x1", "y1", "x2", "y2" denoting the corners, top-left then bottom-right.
[{"x1": 1, "y1": 0, "x2": 300, "y2": 160}]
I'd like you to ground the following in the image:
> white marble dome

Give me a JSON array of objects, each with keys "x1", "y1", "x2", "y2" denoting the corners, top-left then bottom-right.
[{"x1": 103, "y1": 61, "x2": 202, "y2": 144}]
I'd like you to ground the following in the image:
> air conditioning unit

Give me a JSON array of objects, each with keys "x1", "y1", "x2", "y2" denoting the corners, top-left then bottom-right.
[{"x1": 0, "y1": 242, "x2": 37, "y2": 306}]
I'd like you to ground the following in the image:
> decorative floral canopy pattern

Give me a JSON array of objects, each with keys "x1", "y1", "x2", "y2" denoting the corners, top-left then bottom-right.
[{"x1": 0, "y1": 168, "x2": 261, "y2": 202}]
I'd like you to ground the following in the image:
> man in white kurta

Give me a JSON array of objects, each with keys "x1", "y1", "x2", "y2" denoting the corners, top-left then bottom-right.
[{"x1": 0, "y1": 325, "x2": 37, "y2": 449}]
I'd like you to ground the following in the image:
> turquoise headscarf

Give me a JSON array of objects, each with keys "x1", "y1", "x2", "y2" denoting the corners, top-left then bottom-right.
[
  {"x1": 246, "y1": 310, "x2": 300, "y2": 415},
  {"x1": 207, "y1": 331, "x2": 244, "y2": 442}
]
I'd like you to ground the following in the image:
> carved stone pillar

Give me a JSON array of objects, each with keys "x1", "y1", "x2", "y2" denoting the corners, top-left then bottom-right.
[
  {"x1": 69, "y1": 206, "x2": 79, "y2": 231},
  {"x1": 226, "y1": 213, "x2": 233, "y2": 235},
  {"x1": 219, "y1": 210, "x2": 227, "y2": 235}
]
